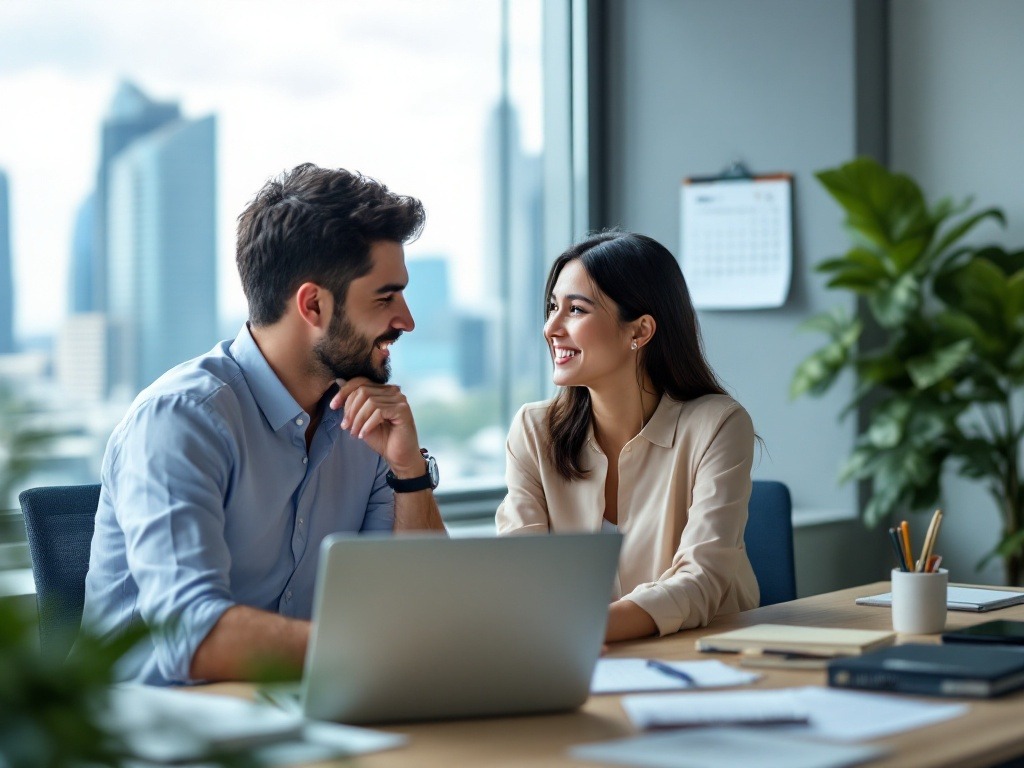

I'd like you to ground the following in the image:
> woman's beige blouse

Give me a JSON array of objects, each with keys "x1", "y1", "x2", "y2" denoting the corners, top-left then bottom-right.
[{"x1": 496, "y1": 393, "x2": 759, "y2": 636}]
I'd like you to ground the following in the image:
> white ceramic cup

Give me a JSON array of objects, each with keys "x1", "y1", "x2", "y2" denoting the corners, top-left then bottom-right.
[{"x1": 891, "y1": 568, "x2": 948, "y2": 634}]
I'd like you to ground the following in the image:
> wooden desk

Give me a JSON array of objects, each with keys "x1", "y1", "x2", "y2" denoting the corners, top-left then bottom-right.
[{"x1": 213, "y1": 582, "x2": 1024, "y2": 768}]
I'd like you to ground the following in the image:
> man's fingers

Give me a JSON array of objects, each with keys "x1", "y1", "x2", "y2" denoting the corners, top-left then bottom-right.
[
  {"x1": 331, "y1": 376, "x2": 375, "y2": 409},
  {"x1": 357, "y1": 410, "x2": 386, "y2": 439}
]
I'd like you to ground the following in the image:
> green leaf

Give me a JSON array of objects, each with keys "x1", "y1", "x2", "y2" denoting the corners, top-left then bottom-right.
[
  {"x1": 934, "y1": 257, "x2": 1012, "y2": 340},
  {"x1": 905, "y1": 339, "x2": 973, "y2": 389},
  {"x1": 869, "y1": 271, "x2": 921, "y2": 328},
  {"x1": 927, "y1": 207, "x2": 1006, "y2": 263},
  {"x1": 790, "y1": 342, "x2": 849, "y2": 398},
  {"x1": 796, "y1": 307, "x2": 858, "y2": 338},
  {"x1": 816, "y1": 158, "x2": 931, "y2": 251},
  {"x1": 866, "y1": 399, "x2": 911, "y2": 448},
  {"x1": 953, "y1": 437, "x2": 1004, "y2": 479}
]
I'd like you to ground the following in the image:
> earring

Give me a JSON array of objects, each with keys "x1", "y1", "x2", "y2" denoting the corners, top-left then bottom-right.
[{"x1": 631, "y1": 339, "x2": 638, "y2": 351}]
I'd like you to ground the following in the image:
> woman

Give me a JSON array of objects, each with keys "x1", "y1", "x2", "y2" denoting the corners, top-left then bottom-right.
[{"x1": 496, "y1": 231, "x2": 759, "y2": 642}]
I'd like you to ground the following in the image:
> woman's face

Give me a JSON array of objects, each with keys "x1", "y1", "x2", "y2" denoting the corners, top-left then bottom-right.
[{"x1": 543, "y1": 259, "x2": 635, "y2": 390}]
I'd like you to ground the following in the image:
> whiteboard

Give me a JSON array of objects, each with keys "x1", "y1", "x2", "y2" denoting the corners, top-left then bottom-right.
[{"x1": 680, "y1": 175, "x2": 793, "y2": 310}]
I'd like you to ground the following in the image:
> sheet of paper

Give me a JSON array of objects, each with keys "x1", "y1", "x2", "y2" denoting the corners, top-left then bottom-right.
[
  {"x1": 570, "y1": 727, "x2": 885, "y2": 768},
  {"x1": 623, "y1": 688, "x2": 810, "y2": 729},
  {"x1": 778, "y1": 687, "x2": 969, "y2": 741},
  {"x1": 680, "y1": 176, "x2": 793, "y2": 310},
  {"x1": 622, "y1": 686, "x2": 967, "y2": 741},
  {"x1": 591, "y1": 658, "x2": 759, "y2": 694}
]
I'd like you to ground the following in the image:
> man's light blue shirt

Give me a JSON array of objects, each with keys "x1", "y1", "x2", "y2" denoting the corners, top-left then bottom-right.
[{"x1": 81, "y1": 325, "x2": 395, "y2": 685}]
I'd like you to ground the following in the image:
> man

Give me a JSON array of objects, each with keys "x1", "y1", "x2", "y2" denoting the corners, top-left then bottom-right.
[{"x1": 81, "y1": 164, "x2": 446, "y2": 685}]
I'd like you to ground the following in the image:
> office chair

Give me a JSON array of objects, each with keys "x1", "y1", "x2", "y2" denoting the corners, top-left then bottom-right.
[
  {"x1": 19, "y1": 483, "x2": 101, "y2": 660},
  {"x1": 744, "y1": 480, "x2": 797, "y2": 606}
]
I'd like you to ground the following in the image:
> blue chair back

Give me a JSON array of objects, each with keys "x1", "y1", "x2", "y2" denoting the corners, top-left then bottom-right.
[
  {"x1": 744, "y1": 480, "x2": 797, "y2": 606},
  {"x1": 19, "y1": 483, "x2": 101, "y2": 660}
]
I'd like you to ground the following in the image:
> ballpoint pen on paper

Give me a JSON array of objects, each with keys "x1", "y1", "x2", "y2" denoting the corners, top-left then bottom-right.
[{"x1": 646, "y1": 659, "x2": 697, "y2": 688}]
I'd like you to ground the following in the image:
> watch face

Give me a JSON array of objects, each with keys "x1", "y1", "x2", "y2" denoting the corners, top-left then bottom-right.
[{"x1": 427, "y1": 456, "x2": 439, "y2": 488}]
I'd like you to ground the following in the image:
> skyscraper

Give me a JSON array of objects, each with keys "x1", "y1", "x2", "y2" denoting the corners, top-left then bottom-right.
[
  {"x1": 68, "y1": 193, "x2": 96, "y2": 314},
  {"x1": 106, "y1": 115, "x2": 218, "y2": 395},
  {"x1": 482, "y1": 101, "x2": 545, "y2": 400},
  {"x1": 90, "y1": 81, "x2": 180, "y2": 313},
  {"x1": 0, "y1": 169, "x2": 13, "y2": 354}
]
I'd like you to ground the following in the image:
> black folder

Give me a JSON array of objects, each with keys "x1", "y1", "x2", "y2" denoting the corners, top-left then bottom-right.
[{"x1": 827, "y1": 643, "x2": 1024, "y2": 698}]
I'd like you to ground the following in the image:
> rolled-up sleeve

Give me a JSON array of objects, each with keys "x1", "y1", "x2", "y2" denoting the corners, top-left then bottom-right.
[
  {"x1": 496, "y1": 405, "x2": 551, "y2": 535},
  {"x1": 108, "y1": 394, "x2": 237, "y2": 683},
  {"x1": 623, "y1": 406, "x2": 757, "y2": 635},
  {"x1": 360, "y1": 455, "x2": 396, "y2": 532}
]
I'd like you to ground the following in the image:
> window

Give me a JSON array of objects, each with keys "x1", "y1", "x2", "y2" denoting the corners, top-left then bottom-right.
[{"x1": 0, "y1": 1, "x2": 587, "y2": 525}]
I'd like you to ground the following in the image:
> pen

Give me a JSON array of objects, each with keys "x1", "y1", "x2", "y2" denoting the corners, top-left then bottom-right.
[
  {"x1": 888, "y1": 527, "x2": 909, "y2": 571},
  {"x1": 900, "y1": 520, "x2": 913, "y2": 572},
  {"x1": 646, "y1": 659, "x2": 697, "y2": 687}
]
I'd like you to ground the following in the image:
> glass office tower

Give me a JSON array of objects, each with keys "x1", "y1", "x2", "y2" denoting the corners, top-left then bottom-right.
[{"x1": 106, "y1": 115, "x2": 218, "y2": 395}]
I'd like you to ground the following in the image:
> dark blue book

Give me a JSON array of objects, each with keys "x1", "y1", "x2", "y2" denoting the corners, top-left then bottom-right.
[{"x1": 828, "y1": 643, "x2": 1024, "y2": 698}]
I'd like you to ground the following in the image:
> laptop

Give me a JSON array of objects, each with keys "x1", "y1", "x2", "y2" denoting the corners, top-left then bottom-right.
[{"x1": 292, "y1": 531, "x2": 621, "y2": 725}]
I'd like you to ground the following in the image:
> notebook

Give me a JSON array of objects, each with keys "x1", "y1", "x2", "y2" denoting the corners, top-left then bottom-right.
[
  {"x1": 828, "y1": 643, "x2": 1024, "y2": 698},
  {"x1": 291, "y1": 531, "x2": 621, "y2": 724},
  {"x1": 856, "y1": 585, "x2": 1024, "y2": 612},
  {"x1": 695, "y1": 624, "x2": 896, "y2": 659}
]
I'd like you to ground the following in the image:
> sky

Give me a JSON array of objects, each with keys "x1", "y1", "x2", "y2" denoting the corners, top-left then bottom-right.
[{"x1": 0, "y1": 0, "x2": 542, "y2": 340}]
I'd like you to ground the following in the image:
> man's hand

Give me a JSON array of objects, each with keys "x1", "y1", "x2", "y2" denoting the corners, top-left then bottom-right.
[{"x1": 330, "y1": 377, "x2": 423, "y2": 475}]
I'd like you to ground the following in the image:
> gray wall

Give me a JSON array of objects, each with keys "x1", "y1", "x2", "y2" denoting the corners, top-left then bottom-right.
[
  {"x1": 890, "y1": 0, "x2": 1024, "y2": 585},
  {"x1": 601, "y1": 0, "x2": 1024, "y2": 594},
  {"x1": 601, "y1": 0, "x2": 890, "y2": 595}
]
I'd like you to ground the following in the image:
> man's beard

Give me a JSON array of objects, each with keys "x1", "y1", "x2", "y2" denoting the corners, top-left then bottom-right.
[{"x1": 313, "y1": 307, "x2": 401, "y2": 385}]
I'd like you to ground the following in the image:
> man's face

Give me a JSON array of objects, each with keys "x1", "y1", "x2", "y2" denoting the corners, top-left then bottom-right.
[{"x1": 313, "y1": 241, "x2": 414, "y2": 384}]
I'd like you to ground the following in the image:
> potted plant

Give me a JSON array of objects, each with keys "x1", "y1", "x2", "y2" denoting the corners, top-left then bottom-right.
[{"x1": 791, "y1": 156, "x2": 1024, "y2": 583}]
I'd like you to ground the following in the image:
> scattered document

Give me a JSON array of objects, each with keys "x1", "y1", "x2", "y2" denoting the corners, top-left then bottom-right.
[
  {"x1": 103, "y1": 685, "x2": 405, "y2": 763},
  {"x1": 591, "y1": 658, "x2": 758, "y2": 694},
  {"x1": 623, "y1": 688, "x2": 809, "y2": 729},
  {"x1": 571, "y1": 727, "x2": 885, "y2": 768},
  {"x1": 856, "y1": 586, "x2": 1024, "y2": 612},
  {"x1": 621, "y1": 686, "x2": 967, "y2": 741}
]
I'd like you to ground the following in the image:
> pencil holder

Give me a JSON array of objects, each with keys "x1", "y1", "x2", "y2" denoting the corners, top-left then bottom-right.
[{"x1": 891, "y1": 568, "x2": 948, "y2": 634}]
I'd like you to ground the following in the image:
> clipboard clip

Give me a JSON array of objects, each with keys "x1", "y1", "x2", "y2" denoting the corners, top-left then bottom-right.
[
  {"x1": 718, "y1": 160, "x2": 753, "y2": 180},
  {"x1": 687, "y1": 160, "x2": 755, "y2": 185}
]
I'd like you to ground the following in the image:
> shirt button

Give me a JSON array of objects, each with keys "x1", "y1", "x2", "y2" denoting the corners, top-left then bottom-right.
[
  {"x1": 298, "y1": 518, "x2": 304, "y2": 526},
  {"x1": 302, "y1": 457, "x2": 308, "y2": 464},
  {"x1": 295, "y1": 418, "x2": 304, "y2": 426},
  {"x1": 285, "y1": 590, "x2": 292, "y2": 601}
]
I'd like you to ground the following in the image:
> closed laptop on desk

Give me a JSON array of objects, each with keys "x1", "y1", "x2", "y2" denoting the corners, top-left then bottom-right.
[
  {"x1": 301, "y1": 532, "x2": 622, "y2": 724},
  {"x1": 828, "y1": 643, "x2": 1024, "y2": 698}
]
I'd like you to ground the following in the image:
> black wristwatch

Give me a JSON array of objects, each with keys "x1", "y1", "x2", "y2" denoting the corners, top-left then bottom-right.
[{"x1": 385, "y1": 448, "x2": 439, "y2": 493}]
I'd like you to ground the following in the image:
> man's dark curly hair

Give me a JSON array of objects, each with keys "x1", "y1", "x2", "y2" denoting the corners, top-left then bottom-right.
[{"x1": 236, "y1": 163, "x2": 425, "y2": 326}]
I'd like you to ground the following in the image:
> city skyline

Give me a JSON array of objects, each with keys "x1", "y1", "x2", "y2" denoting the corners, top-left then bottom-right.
[{"x1": 0, "y1": 1, "x2": 542, "y2": 344}]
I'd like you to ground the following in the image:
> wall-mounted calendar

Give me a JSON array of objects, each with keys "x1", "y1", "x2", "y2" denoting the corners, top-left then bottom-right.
[{"x1": 680, "y1": 173, "x2": 793, "y2": 310}]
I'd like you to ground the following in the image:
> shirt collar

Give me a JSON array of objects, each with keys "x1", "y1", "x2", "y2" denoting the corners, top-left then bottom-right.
[
  {"x1": 229, "y1": 324, "x2": 307, "y2": 432},
  {"x1": 639, "y1": 394, "x2": 682, "y2": 448},
  {"x1": 584, "y1": 393, "x2": 681, "y2": 452}
]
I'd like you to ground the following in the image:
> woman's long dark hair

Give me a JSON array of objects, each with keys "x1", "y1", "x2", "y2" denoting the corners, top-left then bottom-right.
[{"x1": 545, "y1": 231, "x2": 727, "y2": 480}]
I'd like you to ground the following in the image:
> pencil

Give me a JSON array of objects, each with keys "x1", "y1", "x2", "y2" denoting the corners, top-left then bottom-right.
[
  {"x1": 917, "y1": 509, "x2": 943, "y2": 572},
  {"x1": 900, "y1": 520, "x2": 913, "y2": 574}
]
